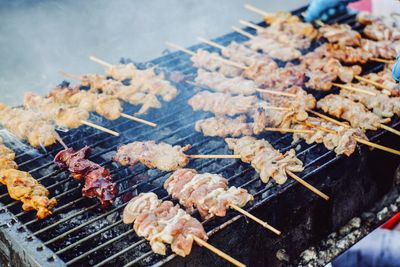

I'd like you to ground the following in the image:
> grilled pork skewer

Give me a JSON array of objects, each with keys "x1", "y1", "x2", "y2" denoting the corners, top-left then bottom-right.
[
  {"x1": 0, "y1": 103, "x2": 59, "y2": 148},
  {"x1": 356, "y1": 11, "x2": 400, "y2": 42},
  {"x1": 54, "y1": 146, "x2": 118, "y2": 208},
  {"x1": 89, "y1": 56, "x2": 178, "y2": 102},
  {"x1": 113, "y1": 141, "x2": 191, "y2": 172},
  {"x1": 225, "y1": 136, "x2": 329, "y2": 200},
  {"x1": 164, "y1": 168, "x2": 281, "y2": 234},
  {"x1": 122, "y1": 192, "x2": 245, "y2": 267},
  {"x1": 0, "y1": 138, "x2": 57, "y2": 219},
  {"x1": 317, "y1": 94, "x2": 394, "y2": 133}
]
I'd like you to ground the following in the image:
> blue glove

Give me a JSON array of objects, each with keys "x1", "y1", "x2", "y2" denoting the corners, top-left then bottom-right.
[
  {"x1": 392, "y1": 55, "x2": 400, "y2": 82},
  {"x1": 304, "y1": 0, "x2": 356, "y2": 22}
]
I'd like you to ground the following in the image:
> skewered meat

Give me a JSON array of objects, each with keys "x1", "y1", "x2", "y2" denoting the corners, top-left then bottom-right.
[
  {"x1": 113, "y1": 141, "x2": 190, "y2": 172},
  {"x1": 225, "y1": 136, "x2": 304, "y2": 184},
  {"x1": 24, "y1": 92, "x2": 89, "y2": 129},
  {"x1": 339, "y1": 84, "x2": 400, "y2": 118},
  {"x1": 195, "y1": 69, "x2": 256, "y2": 95},
  {"x1": 164, "y1": 169, "x2": 253, "y2": 219},
  {"x1": 360, "y1": 39, "x2": 397, "y2": 59},
  {"x1": 105, "y1": 64, "x2": 178, "y2": 102},
  {"x1": 195, "y1": 115, "x2": 254, "y2": 137},
  {"x1": 319, "y1": 24, "x2": 361, "y2": 47},
  {"x1": 221, "y1": 41, "x2": 276, "y2": 67},
  {"x1": 188, "y1": 91, "x2": 259, "y2": 116},
  {"x1": 77, "y1": 75, "x2": 162, "y2": 115},
  {"x1": 324, "y1": 44, "x2": 372, "y2": 64},
  {"x1": 0, "y1": 169, "x2": 57, "y2": 219},
  {"x1": 0, "y1": 139, "x2": 56, "y2": 219},
  {"x1": 356, "y1": 12, "x2": 400, "y2": 41},
  {"x1": 317, "y1": 94, "x2": 387, "y2": 131},
  {"x1": 122, "y1": 192, "x2": 208, "y2": 257},
  {"x1": 256, "y1": 63, "x2": 305, "y2": 89},
  {"x1": 190, "y1": 49, "x2": 243, "y2": 77},
  {"x1": 242, "y1": 61, "x2": 279, "y2": 81},
  {"x1": 264, "y1": 12, "x2": 319, "y2": 40},
  {"x1": 292, "y1": 117, "x2": 367, "y2": 156},
  {"x1": 54, "y1": 146, "x2": 118, "y2": 208},
  {"x1": 244, "y1": 36, "x2": 302, "y2": 61},
  {"x1": 362, "y1": 67, "x2": 400, "y2": 97},
  {"x1": 0, "y1": 103, "x2": 58, "y2": 148}
]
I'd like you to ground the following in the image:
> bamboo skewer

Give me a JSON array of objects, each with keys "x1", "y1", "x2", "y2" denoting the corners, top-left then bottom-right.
[
  {"x1": 192, "y1": 236, "x2": 246, "y2": 267},
  {"x1": 264, "y1": 127, "x2": 316, "y2": 134},
  {"x1": 307, "y1": 110, "x2": 400, "y2": 155},
  {"x1": 256, "y1": 88, "x2": 297, "y2": 98},
  {"x1": 232, "y1": 27, "x2": 255, "y2": 39},
  {"x1": 80, "y1": 120, "x2": 120, "y2": 136},
  {"x1": 89, "y1": 56, "x2": 113, "y2": 68},
  {"x1": 379, "y1": 123, "x2": 400, "y2": 137},
  {"x1": 229, "y1": 203, "x2": 281, "y2": 235},
  {"x1": 286, "y1": 170, "x2": 330, "y2": 201},
  {"x1": 165, "y1": 42, "x2": 247, "y2": 69},
  {"x1": 369, "y1": 57, "x2": 395, "y2": 64},
  {"x1": 331, "y1": 83, "x2": 377, "y2": 96},
  {"x1": 188, "y1": 154, "x2": 242, "y2": 159},
  {"x1": 197, "y1": 37, "x2": 225, "y2": 50},
  {"x1": 61, "y1": 71, "x2": 157, "y2": 127},
  {"x1": 354, "y1": 75, "x2": 392, "y2": 94},
  {"x1": 244, "y1": 4, "x2": 271, "y2": 17},
  {"x1": 239, "y1": 19, "x2": 265, "y2": 31}
]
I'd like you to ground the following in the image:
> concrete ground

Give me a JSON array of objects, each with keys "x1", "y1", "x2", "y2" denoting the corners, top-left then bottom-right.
[{"x1": 0, "y1": 0, "x2": 308, "y2": 106}]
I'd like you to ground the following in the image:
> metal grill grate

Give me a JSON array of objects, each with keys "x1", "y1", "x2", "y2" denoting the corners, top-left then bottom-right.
[{"x1": 0, "y1": 5, "x2": 399, "y2": 267}]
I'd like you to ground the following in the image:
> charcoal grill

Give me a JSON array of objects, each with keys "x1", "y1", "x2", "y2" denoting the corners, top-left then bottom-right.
[{"x1": 0, "y1": 5, "x2": 399, "y2": 267}]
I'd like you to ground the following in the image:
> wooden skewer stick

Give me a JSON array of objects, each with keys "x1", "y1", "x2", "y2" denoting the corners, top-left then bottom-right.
[
  {"x1": 120, "y1": 113, "x2": 157, "y2": 127},
  {"x1": 354, "y1": 75, "x2": 392, "y2": 93},
  {"x1": 369, "y1": 57, "x2": 395, "y2": 64},
  {"x1": 286, "y1": 170, "x2": 330, "y2": 201},
  {"x1": 331, "y1": 83, "x2": 377, "y2": 96},
  {"x1": 188, "y1": 154, "x2": 242, "y2": 159},
  {"x1": 80, "y1": 120, "x2": 119, "y2": 136},
  {"x1": 229, "y1": 203, "x2": 281, "y2": 235},
  {"x1": 379, "y1": 123, "x2": 400, "y2": 137},
  {"x1": 192, "y1": 236, "x2": 246, "y2": 267},
  {"x1": 165, "y1": 42, "x2": 247, "y2": 69},
  {"x1": 308, "y1": 111, "x2": 400, "y2": 156},
  {"x1": 256, "y1": 88, "x2": 297, "y2": 98},
  {"x1": 244, "y1": 3, "x2": 271, "y2": 17},
  {"x1": 61, "y1": 71, "x2": 157, "y2": 127},
  {"x1": 262, "y1": 106, "x2": 292, "y2": 111},
  {"x1": 264, "y1": 127, "x2": 316, "y2": 134},
  {"x1": 239, "y1": 19, "x2": 265, "y2": 32},
  {"x1": 197, "y1": 37, "x2": 225, "y2": 50},
  {"x1": 89, "y1": 56, "x2": 113, "y2": 68},
  {"x1": 232, "y1": 27, "x2": 255, "y2": 39}
]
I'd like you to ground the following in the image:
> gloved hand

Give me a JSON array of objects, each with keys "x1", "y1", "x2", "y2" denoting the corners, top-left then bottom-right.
[
  {"x1": 392, "y1": 55, "x2": 400, "y2": 82},
  {"x1": 304, "y1": 0, "x2": 357, "y2": 22}
]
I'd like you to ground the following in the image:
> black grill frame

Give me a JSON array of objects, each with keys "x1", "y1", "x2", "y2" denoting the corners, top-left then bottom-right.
[{"x1": 0, "y1": 5, "x2": 399, "y2": 267}]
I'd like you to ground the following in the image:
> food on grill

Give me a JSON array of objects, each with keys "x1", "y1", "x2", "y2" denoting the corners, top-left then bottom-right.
[
  {"x1": 256, "y1": 63, "x2": 305, "y2": 90},
  {"x1": 103, "y1": 63, "x2": 178, "y2": 102},
  {"x1": 164, "y1": 168, "x2": 253, "y2": 219},
  {"x1": 360, "y1": 39, "x2": 397, "y2": 59},
  {"x1": 24, "y1": 92, "x2": 89, "y2": 129},
  {"x1": 0, "y1": 103, "x2": 58, "y2": 148},
  {"x1": 122, "y1": 192, "x2": 208, "y2": 257},
  {"x1": 323, "y1": 44, "x2": 372, "y2": 64},
  {"x1": 113, "y1": 141, "x2": 190, "y2": 171},
  {"x1": 0, "y1": 139, "x2": 56, "y2": 219},
  {"x1": 220, "y1": 41, "x2": 276, "y2": 67},
  {"x1": 339, "y1": 84, "x2": 400, "y2": 118},
  {"x1": 244, "y1": 35, "x2": 302, "y2": 61},
  {"x1": 66, "y1": 74, "x2": 162, "y2": 115},
  {"x1": 191, "y1": 49, "x2": 243, "y2": 77},
  {"x1": 361, "y1": 67, "x2": 400, "y2": 96},
  {"x1": 319, "y1": 24, "x2": 361, "y2": 46},
  {"x1": 54, "y1": 146, "x2": 118, "y2": 208},
  {"x1": 292, "y1": 117, "x2": 368, "y2": 156},
  {"x1": 356, "y1": 12, "x2": 400, "y2": 41},
  {"x1": 317, "y1": 94, "x2": 387, "y2": 131},
  {"x1": 195, "y1": 69, "x2": 256, "y2": 95},
  {"x1": 188, "y1": 91, "x2": 259, "y2": 116},
  {"x1": 225, "y1": 136, "x2": 304, "y2": 184},
  {"x1": 195, "y1": 115, "x2": 254, "y2": 137}
]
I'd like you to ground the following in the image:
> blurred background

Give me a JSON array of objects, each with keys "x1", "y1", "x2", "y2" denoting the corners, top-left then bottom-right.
[{"x1": 0, "y1": 0, "x2": 308, "y2": 106}]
